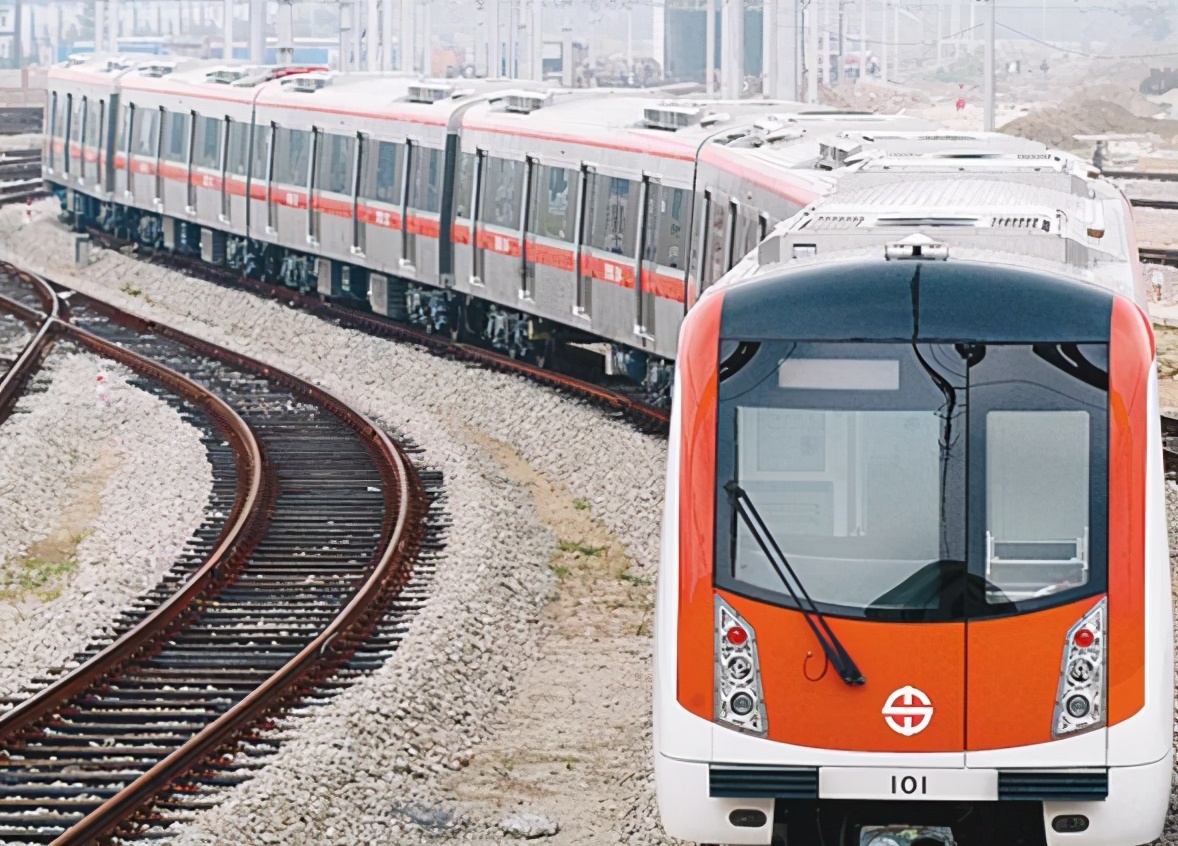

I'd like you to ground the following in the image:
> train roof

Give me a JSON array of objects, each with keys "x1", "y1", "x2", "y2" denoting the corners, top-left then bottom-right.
[{"x1": 722, "y1": 131, "x2": 1140, "y2": 302}]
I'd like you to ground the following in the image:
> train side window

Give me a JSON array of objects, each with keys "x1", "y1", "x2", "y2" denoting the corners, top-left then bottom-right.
[
  {"x1": 161, "y1": 110, "x2": 190, "y2": 163},
  {"x1": 193, "y1": 116, "x2": 221, "y2": 169},
  {"x1": 585, "y1": 175, "x2": 637, "y2": 256},
  {"x1": 272, "y1": 127, "x2": 311, "y2": 186},
  {"x1": 69, "y1": 95, "x2": 82, "y2": 142},
  {"x1": 408, "y1": 145, "x2": 441, "y2": 213},
  {"x1": 479, "y1": 156, "x2": 523, "y2": 229},
  {"x1": 134, "y1": 107, "x2": 157, "y2": 157},
  {"x1": 227, "y1": 120, "x2": 250, "y2": 176},
  {"x1": 642, "y1": 184, "x2": 686, "y2": 268},
  {"x1": 361, "y1": 140, "x2": 402, "y2": 203},
  {"x1": 454, "y1": 151, "x2": 475, "y2": 219},
  {"x1": 115, "y1": 103, "x2": 129, "y2": 153},
  {"x1": 316, "y1": 132, "x2": 354, "y2": 194},
  {"x1": 526, "y1": 164, "x2": 577, "y2": 242}
]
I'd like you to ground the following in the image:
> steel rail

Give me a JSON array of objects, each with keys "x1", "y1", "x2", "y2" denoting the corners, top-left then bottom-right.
[
  {"x1": 0, "y1": 267, "x2": 58, "y2": 418},
  {"x1": 7, "y1": 283, "x2": 420, "y2": 844},
  {"x1": 0, "y1": 312, "x2": 268, "y2": 745}
]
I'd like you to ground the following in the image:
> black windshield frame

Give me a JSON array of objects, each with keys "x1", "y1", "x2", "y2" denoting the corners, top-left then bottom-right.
[{"x1": 713, "y1": 340, "x2": 1109, "y2": 623}]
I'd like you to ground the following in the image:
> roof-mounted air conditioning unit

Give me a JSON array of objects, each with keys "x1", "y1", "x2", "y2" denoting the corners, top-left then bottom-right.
[
  {"x1": 206, "y1": 68, "x2": 249, "y2": 84},
  {"x1": 499, "y1": 90, "x2": 551, "y2": 114},
  {"x1": 138, "y1": 62, "x2": 177, "y2": 78},
  {"x1": 282, "y1": 74, "x2": 331, "y2": 92},
  {"x1": 643, "y1": 104, "x2": 703, "y2": 131},
  {"x1": 407, "y1": 82, "x2": 454, "y2": 103}
]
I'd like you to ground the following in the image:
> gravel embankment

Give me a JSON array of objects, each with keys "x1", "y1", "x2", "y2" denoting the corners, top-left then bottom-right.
[
  {"x1": 0, "y1": 346, "x2": 213, "y2": 699},
  {"x1": 0, "y1": 201, "x2": 672, "y2": 845}
]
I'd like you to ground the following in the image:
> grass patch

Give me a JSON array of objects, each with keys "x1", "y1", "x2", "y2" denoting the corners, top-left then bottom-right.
[
  {"x1": 550, "y1": 564, "x2": 571, "y2": 579},
  {"x1": 619, "y1": 570, "x2": 651, "y2": 586},
  {"x1": 573, "y1": 498, "x2": 591, "y2": 511},
  {"x1": 120, "y1": 283, "x2": 141, "y2": 297},
  {"x1": 557, "y1": 540, "x2": 605, "y2": 557},
  {"x1": 0, "y1": 557, "x2": 79, "y2": 601}
]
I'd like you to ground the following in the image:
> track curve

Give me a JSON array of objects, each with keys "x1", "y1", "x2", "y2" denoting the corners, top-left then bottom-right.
[{"x1": 0, "y1": 272, "x2": 426, "y2": 844}]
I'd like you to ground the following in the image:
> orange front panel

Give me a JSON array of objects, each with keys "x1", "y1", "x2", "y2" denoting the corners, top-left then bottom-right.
[
  {"x1": 966, "y1": 596, "x2": 1102, "y2": 750},
  {"x1": 724, "y1": 592, "x2": 965, "y2": 752},
  {"x1": 676, "y1": 291, "x2": 725, "y2": 720},
  {"x1": 1107, "y1": 296, "x2": 1152, "y2": 725}
]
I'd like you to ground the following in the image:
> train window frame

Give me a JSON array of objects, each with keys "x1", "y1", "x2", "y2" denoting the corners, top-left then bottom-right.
[
  {"x1": 573, "y1": 163, "x2": 594, "y2": 317},
  {"x1": 454, "y1": 150, "x2": 477, "y2": 220},
  {"x1": 161, "y1": 109, "x2": 190, "y2": 164},
  {"x1": 226, "y1": 119, "x2": 250, "y2": 177},
  {"x1": 192, "y1": 114, "x2": 222, "y2": 170},
  {"x1": 408, "y1": 144, "x2": 442, "y2": 214},
  {"x1": 314, "y1": 131, "x2": 355, "y2": 196},
  {"x1": 272, "y1": 126, "x2": 312, "y2": 188},
  {"x1": 525, "y1": 160, "x2": 578, "y2": 243},
  {"x1": 479, "y1": 154, "x2": 525, "y2": 230},
  {"x1": 359, "y1": 138, "x2": 403, "y2": 204},
  {"x1": 249, "y1": 122, "x2": 270, "y2": 183}
]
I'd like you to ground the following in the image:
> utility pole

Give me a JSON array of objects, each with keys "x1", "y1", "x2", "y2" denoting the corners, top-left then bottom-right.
[
  {"x1": 880, "y1": 0, "x2": 887, "y2": 82},
  {"x1": 367, "y1": 0, "x2": 379, "y2": 68},
  {"x1": 490, "y1": 0, "x2": 501, "y2": 77},
  {"x1": 108, "y1": 0, "x2": 118, "y2": 51},
  {"x1": 421, "y1": 0, "x2": 431, "y2": 75},
  {"x1": 859, "y1": 0, "x2": 866, "y2": 81},
  {"x1": 705, "y1": 0, "x2": 715, "y2": 96},
  {"x1": 805, "y1": 0, "x2": 817, "y2": 101},
  {"x1": 340, "y1": 0, "x2": 354, "y2": 71},
  {"x1": 982, "y1": 0, "x2": 994, "y2": 130},
  {"x1": 763, "y1": 0, "x2": 775, "y2": 96},
  {"x1": 95, "y1": 0, "x2": 106, "y2": 52},
  {"x1": 561, "y1": 25, "x2": 573, "y2": 86}
]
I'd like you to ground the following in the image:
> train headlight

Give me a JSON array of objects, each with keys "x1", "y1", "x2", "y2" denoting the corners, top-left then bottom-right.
[
  {"x1": 715, "y1": 598, "x2": 768, "y2": 736},
  {"x1": 1052, "y1": 598, "x2": 1106, "y2": 737}
]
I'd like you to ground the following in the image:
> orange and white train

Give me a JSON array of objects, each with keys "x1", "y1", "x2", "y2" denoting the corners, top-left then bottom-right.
[
  {"x1": 654, "y1": 133, "x2": 1174, "y2": 845},
  {"x1": 41, "y1": 55, "x2": 1173, "y2": 846}
]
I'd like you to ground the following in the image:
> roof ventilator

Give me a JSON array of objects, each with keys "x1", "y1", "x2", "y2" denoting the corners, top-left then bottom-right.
[
  {"x1": 408, "y1": 82, "x2": 454, "y2": 103},
  {"x1": 501, "y1": 90, "x2": 552, "y2": 113},
  {"x1": 63, "y1": 54, "x2": 89, "y2": 68},
  {"x1": 102, "y1": 58, "x2": 131, "y2": 73},
  {"x1": 884, "y1": 232, "x2": 950, "y2": 261},
  {"x1": 283, "y1": 74, "x2": 331, "y2": 92},
  {"x1": 643, "y1": 104, "x2": 703, "y2": 131},
  {"x1": 138, "y1": 62, "x2": 176, "y2": 78}
]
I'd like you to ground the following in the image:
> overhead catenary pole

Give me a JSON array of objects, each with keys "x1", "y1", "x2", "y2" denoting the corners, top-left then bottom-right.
[
  {"x1": 880, "y1": 0, "x2": 887, "y2": 82},
  {"x1": 805, "y1": 0, "x2": 817, "y2": 101},
  {"x1": 382, "y1": 0, "x2": 394, "y2": 68},
  {"x1": 763, "y1": 0, "x2": 776, "y2": 97},
  {"x1": 366, "y1": 0, "x2": 379, "y2": 68},
  {"x1": 276, "y1": 0, "x2": 293, "y2": 64},
  {"x1": 490, "y1": 0, "x2": 501, "y2": 77},
  {"x1": 721, "y1": 0, "x2": 742, "y2": 98},
  {"x1": 108, "y1": 0, "x2": 118, "y2": 51},
  {"x1": 248, "y1": 0, "x2": 265, "y2": 62},
  {"x1": 421, "y1": 0, "x2": 431, "y2": 75},
  {"x1": 983, "y1": 0, "x2": 994, "y2": 130},
  {"x1": 530, "y1": 0, "x2": 543, "y2": 82},
  {"x1": 400, "y1": 0, "x2": 414, "y2": 71},
  {"x1": 859, "y1": 0, "x2": 866, "y2": 80},
  {"x1": 95, "y1": 0, "x2": 106, "y2": 53},
  {"x1": 705, "y1": 0, "x2": 715, "y2": 95},
  {"x1": 223, "y1": 0, "x2": 232, "y2": 59},
  {"x1": 561, "y1": 25, "x2": 573, "y2": 86}
]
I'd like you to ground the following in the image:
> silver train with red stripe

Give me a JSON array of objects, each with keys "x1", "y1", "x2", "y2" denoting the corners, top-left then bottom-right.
[{"x1": 44, "y1": 54, "x2": 933, "y2": 391}]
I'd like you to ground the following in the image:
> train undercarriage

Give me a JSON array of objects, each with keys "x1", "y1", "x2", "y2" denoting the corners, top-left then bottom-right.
[{"x1": 64, "y1": 190, "x2": 672, "y2": 403}]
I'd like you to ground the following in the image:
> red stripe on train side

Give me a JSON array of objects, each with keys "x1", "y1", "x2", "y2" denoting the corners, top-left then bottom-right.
[
  {"x1": 406, "y1": 215, "x2": 440, "y2": 238},
  {"x1": 582, "y1": 252, "x2": 636, "y2": 289},
  {"x1": 357, "y1": 203, "x2": 401, "y2": 228},
  {"x1": 641, "y1": 267, "x2": 687, "y2": 304},
  {"x1": 524, "y1": 237, "x2": 576, "y2": 271},
  {"x1": 312, "y1": 194, "x2": 354, "y2": 219},
  {"x1": 453, "y1": 222, "x2": 471, "y2": 245},
  {"x1": 476, "y1": 228, "x2": 522, "y2": 257}
]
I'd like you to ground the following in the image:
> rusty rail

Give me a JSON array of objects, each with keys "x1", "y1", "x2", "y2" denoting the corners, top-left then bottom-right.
[
  {"x1": 0, "y1": 282, "x2": 420, "y2": 844},
  {"x1": 0, "y1": 267, "x2": 58, "y2": 420}
]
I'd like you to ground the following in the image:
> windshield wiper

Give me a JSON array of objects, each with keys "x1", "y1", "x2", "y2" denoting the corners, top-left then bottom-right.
[{"x1": 725, "y1": 481, "x2": 866, "y2": 686}]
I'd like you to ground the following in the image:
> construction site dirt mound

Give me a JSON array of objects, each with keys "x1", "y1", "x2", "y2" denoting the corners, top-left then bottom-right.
[{"x1": 1003, "y1": 98, "x2": 1178, "y2": 150}]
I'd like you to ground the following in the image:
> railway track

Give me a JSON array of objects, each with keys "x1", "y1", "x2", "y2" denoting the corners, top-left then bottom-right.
[
  {"x1": 0, "y1": 269, "x2": 436, "y2": 844},
  {"x1": 1105, "y1": 169, "x2": 1178, "y2": 210}
]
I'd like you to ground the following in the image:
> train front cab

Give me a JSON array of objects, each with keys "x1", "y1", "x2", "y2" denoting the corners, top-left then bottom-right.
[{"x1": 653, "y1": 259, "x2": 1173, "y2": 846}]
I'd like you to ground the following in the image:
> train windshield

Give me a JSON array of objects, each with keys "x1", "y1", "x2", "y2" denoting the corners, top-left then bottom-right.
[{"x1": 714, "y1": 341, "x2": 1108, "y2": 622}]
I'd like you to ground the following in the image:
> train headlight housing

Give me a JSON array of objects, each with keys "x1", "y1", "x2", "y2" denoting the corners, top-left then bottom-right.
[
  {"x1": 1052, "y1": 598, "x2": 1106, "y2": 737},
  {"x1": 716, "y1": 597, "x2": 768, "y2": 736}
]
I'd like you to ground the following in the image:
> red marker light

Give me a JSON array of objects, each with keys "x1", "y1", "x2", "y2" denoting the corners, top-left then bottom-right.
[
  {"x1": 1073, "y1": 629, "x2": 1095, "y2": 648},
  {"x1": 726, "y1": 626, "x2": 749, "y2": 646}
]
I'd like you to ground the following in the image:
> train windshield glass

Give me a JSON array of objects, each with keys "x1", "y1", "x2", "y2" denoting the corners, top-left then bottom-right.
[{"x1": 714, "y1": 341, "x2": 1108, "y2": 621}]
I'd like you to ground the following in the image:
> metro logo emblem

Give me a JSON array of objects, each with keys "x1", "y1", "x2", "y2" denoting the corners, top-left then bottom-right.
[{"x1": 882, "y1": 686, "x2": 933, "y2": 736}]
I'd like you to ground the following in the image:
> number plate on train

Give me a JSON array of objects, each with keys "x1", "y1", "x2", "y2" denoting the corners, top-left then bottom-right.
[{"x1": 819, "y1": 768, "x2": 998, "y2": 801}]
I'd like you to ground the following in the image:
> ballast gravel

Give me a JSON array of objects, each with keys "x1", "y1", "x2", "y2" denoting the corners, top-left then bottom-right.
[
  {"x1": 0, "y1": 201, "x2": 672, "y2": 845},
  {"x1": 0, "y1": 309, "x2": 30, "y2": 370},
  {"x1": 0, "y1": 346, "x2": 213, "y2": 700}
]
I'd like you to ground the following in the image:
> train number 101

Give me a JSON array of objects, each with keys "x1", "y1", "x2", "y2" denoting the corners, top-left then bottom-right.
[{"x1": 891, "y1": 775, "x2": 929, "y2": 795}]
